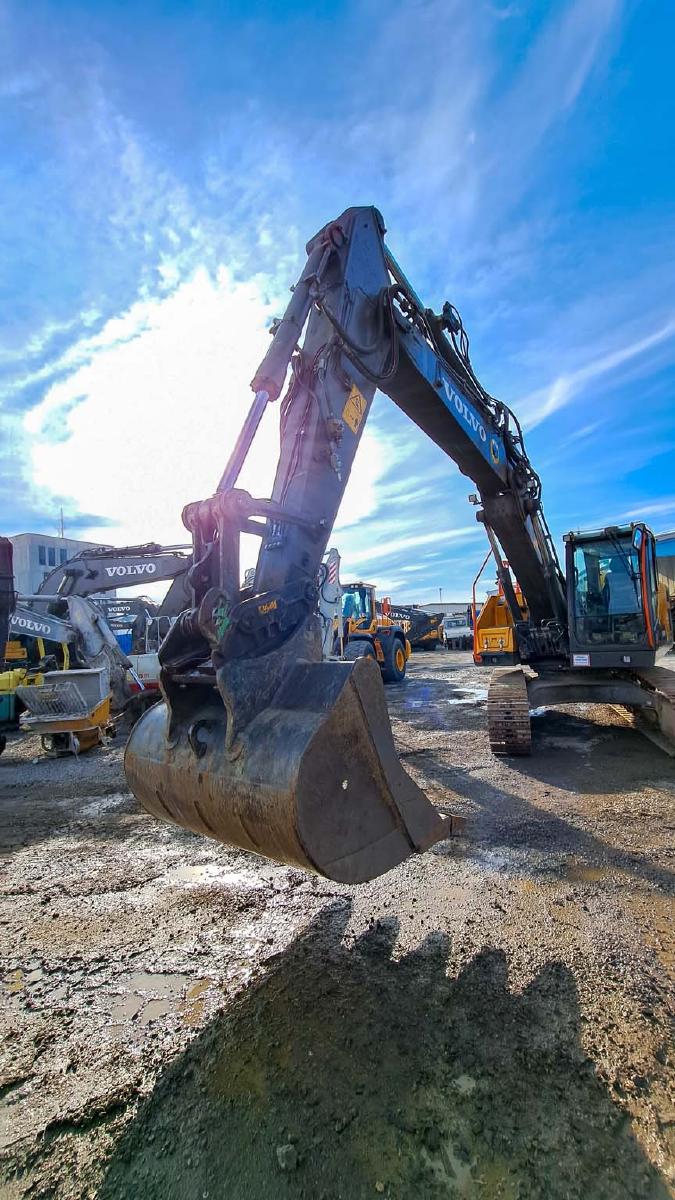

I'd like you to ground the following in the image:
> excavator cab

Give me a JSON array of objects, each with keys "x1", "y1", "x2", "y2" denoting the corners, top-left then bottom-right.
[{"x1": 565, "y1": 524, "x2": 672, "y2": 668}]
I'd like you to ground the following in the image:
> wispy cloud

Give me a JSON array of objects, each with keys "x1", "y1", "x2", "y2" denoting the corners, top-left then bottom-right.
[
  {"x1": 342, "y1": 527, "x2": 480, "y2": 571},
  {"x1": 621, "y1": 497, "x2": 675, "y2": 521},
  {"x1": 517, "y1": 317, "x2": 675, "y2": 429},
  {"x1": 22, "y1": 269, "x2": 274, "y2": 545}
]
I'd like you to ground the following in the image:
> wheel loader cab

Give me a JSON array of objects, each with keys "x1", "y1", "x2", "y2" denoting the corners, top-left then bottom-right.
[
  {"x1": 342, "y1": 583, "x2": 376, "y2": 636},
  {"x1": 565, "y1": 524, "x2": 671, "y2": 669}
]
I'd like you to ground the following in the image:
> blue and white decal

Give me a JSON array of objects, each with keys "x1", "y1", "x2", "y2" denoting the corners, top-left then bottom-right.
[
  {"x1": 437, "y1": 372, "x2": 506, "y2": 473},
  {"x1": 398, "y1": 322, "x2": 508, "y2": 480}
]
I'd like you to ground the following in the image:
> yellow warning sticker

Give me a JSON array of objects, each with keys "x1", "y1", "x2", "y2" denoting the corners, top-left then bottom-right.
[{"x1": 342, "y1": 384, "x2": 367, "y2": 435}]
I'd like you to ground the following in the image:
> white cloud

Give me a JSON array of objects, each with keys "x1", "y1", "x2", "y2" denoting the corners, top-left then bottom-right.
[
  {"x1": 341, "y1": 526, "x2": 480, "y2": 572},
  {"x1": 621, "y1": 497, "x2": 675, "y2": 521},
  {"x1": 517, "y1": 316, "x2": 675, "y2": 429},
  {"x1": 23, "y1": 268, "x2": 423, "y2": 584},
  {"x1": 26, "y1": 269, "x2": 275, "y2": 553},
  {"x1": 333, "y1": 425, "x2": 411, "y2": 534}
]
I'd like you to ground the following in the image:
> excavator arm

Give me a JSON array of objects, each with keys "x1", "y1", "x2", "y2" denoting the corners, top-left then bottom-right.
[
  {"x1": 37, "y1": 543, "x2": 192, "y2": 598},
  {"x1": 124, "y1": 206, "x2": 565, "y2": 882}
]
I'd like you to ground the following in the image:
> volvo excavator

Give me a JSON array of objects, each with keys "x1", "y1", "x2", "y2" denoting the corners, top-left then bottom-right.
[
  {"x1": 123, "y1": 206, "x2": 673, "y2": 884},
  {"x1": 1, "y1": 542, "x2": 195, "y2": 752},
  {"x1": 37, "y1": 542, "x2": 192, "y2": 613}
]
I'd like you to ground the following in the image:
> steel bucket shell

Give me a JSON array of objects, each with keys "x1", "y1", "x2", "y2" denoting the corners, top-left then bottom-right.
[{"x1": 124, "y1": 656, "x2": 449, "y2": 883}]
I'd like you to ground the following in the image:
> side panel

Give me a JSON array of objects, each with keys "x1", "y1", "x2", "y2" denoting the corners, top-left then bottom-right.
[
  {"x1": 388, "y1": 334, "x2": 562, "y2": 625},
  {"x1": 39, "y1": 549, "x2": 190, "y2": 596},
  {"x1": 9, "y1": 606, "x2": 76, "y2": 644}
]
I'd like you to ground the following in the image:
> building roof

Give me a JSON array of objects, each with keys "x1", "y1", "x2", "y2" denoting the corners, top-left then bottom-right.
[{"x1": 9, "y1": 532, "x2": 103, "y2": 545}]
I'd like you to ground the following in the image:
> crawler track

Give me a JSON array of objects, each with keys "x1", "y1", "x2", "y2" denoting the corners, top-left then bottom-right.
[{"x1": 487, "y1": 666, "x2": 532, "y2": 754}]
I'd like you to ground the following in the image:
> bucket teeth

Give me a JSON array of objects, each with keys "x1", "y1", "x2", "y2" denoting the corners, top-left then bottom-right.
[{"x1": 124, "y1": 655, "x2": 450, "y2": 883}]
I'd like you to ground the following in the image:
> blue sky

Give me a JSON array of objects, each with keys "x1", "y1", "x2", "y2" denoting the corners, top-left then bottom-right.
[{"x1": 2, "y1": 0, "x2": 674, "y2": 601}]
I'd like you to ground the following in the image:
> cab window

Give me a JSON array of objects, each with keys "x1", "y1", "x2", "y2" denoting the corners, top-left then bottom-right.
[
  {"x1": 342, "y1": 587, "x2": 372, "y2": 624},
  {"x1": 572, "y1": 538, "x2": 645, "y2": 645}
]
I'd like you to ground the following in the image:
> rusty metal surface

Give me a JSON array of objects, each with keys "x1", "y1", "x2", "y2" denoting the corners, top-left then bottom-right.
[{"x1": 125, "y1": 655, "x2": 450, "y2": 883}]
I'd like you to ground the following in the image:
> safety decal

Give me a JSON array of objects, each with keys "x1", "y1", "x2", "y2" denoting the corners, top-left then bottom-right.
[{"x1": 342, "y1": 384, "x2": 367, "y2": 435}]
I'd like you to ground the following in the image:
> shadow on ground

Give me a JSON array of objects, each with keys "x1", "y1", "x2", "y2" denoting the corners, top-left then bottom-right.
[
  {"x1": 421, "y1": 751, "x2": 675, "y2": 895},
  {"x1": 100, "y1": 904, "x2": 669, "y2": 1200}
]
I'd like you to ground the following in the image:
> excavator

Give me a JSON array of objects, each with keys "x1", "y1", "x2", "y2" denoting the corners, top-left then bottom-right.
[
  {"x1": 117, "y1": 206, "x2": 672, "y2": 884},
  {"x1": 5, "y1": 542, "x2": 192, "y2": 657},
  {"x1": 37, "y1": 541, "x2": 192, "y2": 614},
  {"x1": 0, "y1": 542, "x2": 194, "y2": 753}
]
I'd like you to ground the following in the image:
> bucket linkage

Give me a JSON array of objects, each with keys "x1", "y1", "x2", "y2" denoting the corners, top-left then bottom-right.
[{"x1": 124, "y1": 487, "x2": 459, "y2": 883}]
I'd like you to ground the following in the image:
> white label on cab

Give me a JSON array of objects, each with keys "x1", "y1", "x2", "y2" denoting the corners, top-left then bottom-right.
[{"x1": 572, "y1": 653, "x2": 590, "y2": 667}]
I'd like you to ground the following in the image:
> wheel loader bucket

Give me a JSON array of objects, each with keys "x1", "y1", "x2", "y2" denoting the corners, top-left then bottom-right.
[{"x1": 124, "y1": 655, "x2": 452, "y2": 883}]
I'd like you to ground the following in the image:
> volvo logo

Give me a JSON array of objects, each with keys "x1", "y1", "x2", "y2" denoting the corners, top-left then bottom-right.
[
  {"x1": 441, "y1": 378, "x2": 487, "y2": 442},
  {"x1": 11, "y1": 616, "x2": 52, "y2": 634},
  {"x1": 104, "y1": 563, "x2": 158, "y2": 577}
]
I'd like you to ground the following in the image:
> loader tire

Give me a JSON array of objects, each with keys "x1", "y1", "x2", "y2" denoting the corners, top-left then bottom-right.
[
  {"x1": 343, "y1": 640, "x2": 376, "y2": 662},
  {"x1": 382, "y1": 637, "x2": 407, "y2": 683}
]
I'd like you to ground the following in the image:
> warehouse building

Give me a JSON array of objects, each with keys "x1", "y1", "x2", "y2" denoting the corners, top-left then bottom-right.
[
  {"x1": 418, "y1": 601, "x2": 471, "y2": 620},
  {"x1": 9, "y1": 533, "x2": 110, "y2": 596}
]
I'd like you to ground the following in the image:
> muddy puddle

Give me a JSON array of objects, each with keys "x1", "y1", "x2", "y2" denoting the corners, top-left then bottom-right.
[
  {"x1": 563, "y1": 857, "x2": 613, "y2": 884},
  {"x1": 110, "y1": 972, "x2": 215, "y2": 1027},
  {"x1": 405, "y1": 685, "x2": 488, "y2": 709}
]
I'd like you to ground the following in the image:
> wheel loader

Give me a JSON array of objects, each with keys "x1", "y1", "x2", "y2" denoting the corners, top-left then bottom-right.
[
  {"x1": 340, "y1": 581, "x2": 411, "y2": 681},
  {"x1": 121, "y1": 206, "x2": 673, "y2": 883}
]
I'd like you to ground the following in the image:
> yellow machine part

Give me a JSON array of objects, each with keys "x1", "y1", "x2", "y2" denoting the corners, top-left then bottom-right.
[
  {"x1": 4, "y1": 640, "x2": 27, "y2": 663},
  {"x1": 416, "y1": 627, "x2": 441, "y2": 645},
  {"x1": 20, "y1": 695, "x2": 112, "y2": 756},
  {"x1": 34, "y1": 695, "x2": 112, "y2": 735},
  {"x1": 474, "y1": 595, "x2": 520, "y2": 662},
  {"x1": 343, "y1": 585, "x2": 412, "y2": 658},
  {"x1": 371, "y1": 634, "x2": 411, "y2": 666},
  {"x1": 0, "y1": 667, "x2": 28, "y2": 692}
]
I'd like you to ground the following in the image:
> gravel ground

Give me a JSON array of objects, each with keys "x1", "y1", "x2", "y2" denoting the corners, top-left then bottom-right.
[{"x1": 0, "y1": 652, "x2": 673, "y2": 1199}]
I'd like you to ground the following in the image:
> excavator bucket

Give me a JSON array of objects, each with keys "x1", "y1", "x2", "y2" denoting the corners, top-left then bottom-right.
[{"x1": 124, "y1": 654, "x2": 453, "y2": 884}]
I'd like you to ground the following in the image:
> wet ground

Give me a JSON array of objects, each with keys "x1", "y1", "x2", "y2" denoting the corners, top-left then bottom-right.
[{"x1": 0, "y1": 652, "x2": 673, "y2": 1199}]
